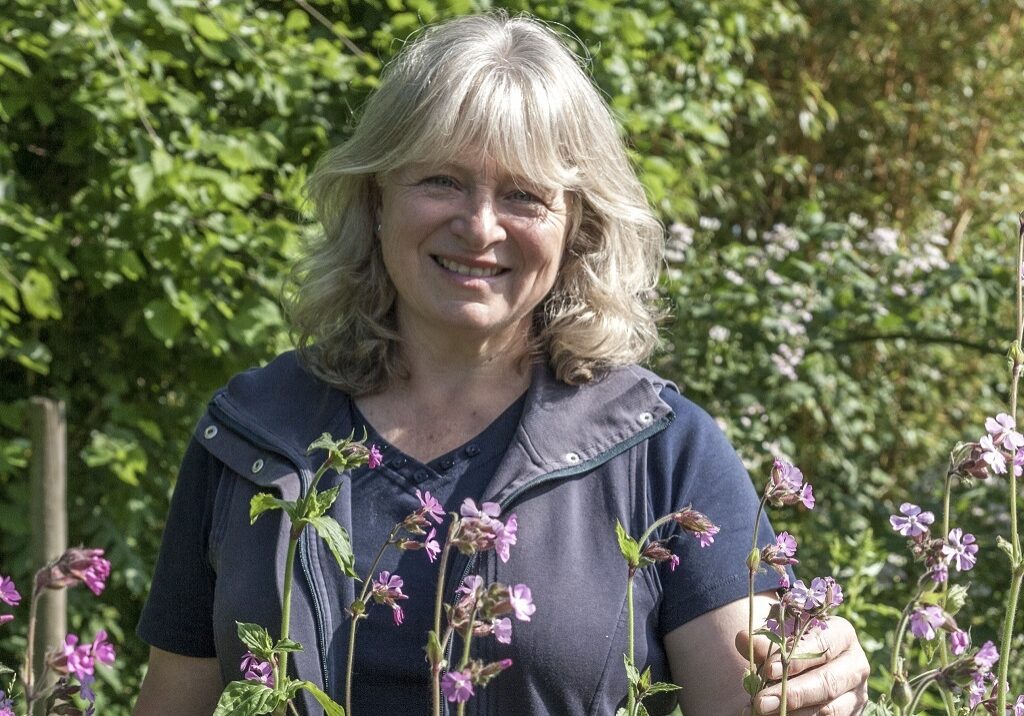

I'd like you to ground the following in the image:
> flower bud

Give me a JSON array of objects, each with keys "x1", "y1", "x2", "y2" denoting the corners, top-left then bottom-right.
[
  {"x1": 746, "y1": 547, "x2": 761, "y2": 572},
  {"x1": 891, "y1": 674, "x2": 913, "y2": 708}
]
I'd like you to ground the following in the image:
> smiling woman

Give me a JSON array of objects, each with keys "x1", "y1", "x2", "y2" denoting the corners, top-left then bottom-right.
[{"x1": 133, "y1": 11, "x2": 868, "y2": 716}]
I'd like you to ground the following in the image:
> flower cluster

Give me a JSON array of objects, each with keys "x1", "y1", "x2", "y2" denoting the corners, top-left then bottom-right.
[
  {"x1": 441, "y1": 659, "x2": 514, "y2": 704},
  {"x1": 953, "y1": 412, "x2": 1024, "y2": 480},
  {"x1": 759, "y1": 532, "x2": 799, "y2": 588},
  {"x1": 396, "y1": 489, "x2": 446, "y2": 563},
  {"x1": 889, "y1": 503, "x2": 977, "y2": 585},
  {"x1": 764, "y1": 458, "x2": 814, "y2": 509},
  {"x1": 240, "y1": 651, "x2": 275, "y2": 687},
  {"x1": 46, "y1": 630, "x2": 116, "y2": 682},
  {"x1": 0, "y1": 575, "x2": 20, "y2": 625},
  {"x1": 449, "y1": 498, "x2": 518, "y2": 563},
  {"x1": 767, "y1": 576, "x2": 844, "y2": 641},
  {"x1": 36, "y1": 547, "x2": 111, "y2": 596},
  {"x1": 0, "y1": 691, "x2": 13, "y2": 716},
  {"x1": 371, "y1": 571, "x2": 409, "y2": 626}
]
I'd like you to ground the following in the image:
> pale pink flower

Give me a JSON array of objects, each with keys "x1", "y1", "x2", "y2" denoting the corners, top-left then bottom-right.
[
  {"x1": 909, "y1": 605, "x2": 945, "y2": 640},
  {"x1": 240, "y1": 651, "x2": 275, "y2": 686},
  {"x1": 949, "y1": 629, "x2": 969, "y2": 656},
  {"x1": 980, "y1": 435, "x2": 1008, "y2": 474},
  {"x1": 889, "y1": 503, "x2": 935, "y2": 538},
  {"x1": 985, "y1": 413, "x2": 1024, "y2": 450},
  {"x1": 508, "y1": 584, "x2": 536, "y2": 622},
  {"x1": 416, "y1": 489, "x2": 445, "y2": 524},
  {"x1": 423, "y1": 528, "x2": 440, "y2": 563},
  {"x1": 493, "y1": 617, "x2": 512, "y2": 644},
  {"x1": 0, "y1": 577, "x2": 20, "y2": 606},
  {"x1": 943, "y1": 528, "x2": 978, "y2": 572},
  {"x1": 494, "y1": 513, "x2": 518, "y2": 563},
  {"x1": 441, "y1": 670, "x2": 474, "y2": 703},
  {"x1": 367, "y1": 443, "x2": 383, "y2": 469}
]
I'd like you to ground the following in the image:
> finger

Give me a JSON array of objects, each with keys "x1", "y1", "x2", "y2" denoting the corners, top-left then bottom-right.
[
  {"x1": 780, "y1": 688, "x2": 869, "y2": 716},
  {"x1": 751, "y1": 646, "x2": 869, "y2": 714},
  {"x1": 737, "y1": 616, "x2": 860, "y2": 680}
]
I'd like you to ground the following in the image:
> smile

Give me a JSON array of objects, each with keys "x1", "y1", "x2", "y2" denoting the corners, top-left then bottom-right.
[{"x1": 433, "y1": 256, "x2": 505, "y2": 278}]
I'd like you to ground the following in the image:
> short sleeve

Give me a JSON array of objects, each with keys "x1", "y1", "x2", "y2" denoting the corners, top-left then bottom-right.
[
  {"x1": 649, "y1": 389, "x2": 787, "y2": 634},
  {"x1": 137, "y1": 437, "x2": 219, "y2": 657}
]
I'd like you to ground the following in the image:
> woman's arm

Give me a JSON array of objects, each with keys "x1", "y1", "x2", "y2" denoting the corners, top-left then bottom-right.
[
  {"x1": 665, "y1": 592, "x2": 869, "y2": 715},
  {"x1": 133, "y1": 647, "x2": 223, "y2": 715}
]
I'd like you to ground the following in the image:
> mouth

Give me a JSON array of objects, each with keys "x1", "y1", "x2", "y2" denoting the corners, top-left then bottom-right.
[{"x1": 433, "y1": 255, "x2": 507, "y2": 278}]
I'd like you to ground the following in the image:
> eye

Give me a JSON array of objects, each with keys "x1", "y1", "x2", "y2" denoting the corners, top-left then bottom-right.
[
  {"x1": 510, "y1": 188, "x2": 543, "y2": 203},
  {"x1": 423, "y1": 175, "x2": 458, "y2": 189}
]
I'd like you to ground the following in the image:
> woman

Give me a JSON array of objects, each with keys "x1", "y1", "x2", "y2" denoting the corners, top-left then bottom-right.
[{"x1": 134, "y1": 12, "x2": 869, "y2": 716}]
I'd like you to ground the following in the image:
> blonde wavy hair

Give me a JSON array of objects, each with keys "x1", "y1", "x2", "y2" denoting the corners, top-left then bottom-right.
[{"x1": 290, "y1": 11, "x2": 664, "y2": 394}]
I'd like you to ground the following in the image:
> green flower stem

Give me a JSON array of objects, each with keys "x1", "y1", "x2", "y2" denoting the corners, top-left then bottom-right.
[
  {"x1": 889, "y1": 598, "x2": 918, "y2": 686},
  {"x1": 432, "y1": 521, "x2": 460, "y2": 716},
  {"x1": 778, "y1": 603, "x2": 791, "y2": 716},
  {"x1": 997, "y1": 566, "x2": 1024, "y2": 715},
  {"x1": 454, "y1": 607, "x2": 480, "y2": 716},
  {"x1": 997, "y1": 213, "x2": 1024, "y2": 715},
  {"x1": 905, "y1": 670, "x2": 942, "y2": 715},
  {"x1": 346, "y1": 525, "x2": 402, "y2": 716},
  {"x1": 935, "y1": 472, "x2": 956, "y2": 716},
  {"x1": 277, "y1": 528, "x2": 301, "y2": 690},
  {"x1": 748, "y1": 496, "x2": 770, "y2": 704},
  {"x1": 626, "y1": 572, "x2": 636, "y2": 714}
]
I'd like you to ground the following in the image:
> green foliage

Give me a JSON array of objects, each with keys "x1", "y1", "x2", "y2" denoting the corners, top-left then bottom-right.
[
  {"x1": 1, "y1": 0, "x2": 1023, "y2": 711},
  {"x1": 212, "y1": 680, "x2": 284, "y2": 716}
]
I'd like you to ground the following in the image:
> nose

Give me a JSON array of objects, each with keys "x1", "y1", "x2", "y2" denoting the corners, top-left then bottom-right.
[{"x1": 454, "y1": 191, "x2": 506, "y2": 247}]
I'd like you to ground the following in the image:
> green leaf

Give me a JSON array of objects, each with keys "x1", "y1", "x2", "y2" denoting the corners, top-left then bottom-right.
[
  {"x1": 426, "y1": 630, "x2": 443, "y2": 667},
  {"x1": 129, "y1": 162, "x2": 155, "y2": 203},
  {"x1": 285, "y1": 9, "x2": 310, "y2": 31},
  {"x1": 250, "y1": 493, "x2": 291, "y2": 524},
  {"x1": 945, "y1": 583, "x2": 970, "y2": 615},
  {"x1": 0, "y1": 663, "x2": 13, "y2": 675},
  {"x1": 194, "y1": 14, "x2": 230, "y2": 42},
  {"x1": 236, "y1": 622, "x2": 274, "y2": 659},
  {"x1": 20, "y1": 269, "x2": 61, "y2": 319},
  {"x1": 644, "y1": 681, "x2": 681, "y2": 695},
  {"x1": 622, "y1": 654, "x2": 640, "y2": 685},
  {"x1": 997, "y1": 535, "x2": 1016, "y2": 561},
  {"x1": 753, "y1": 628, "x2": 785, "y2": 648},
  {"x1": 296, "y1": 682, "x2": 346, "y2": 716},
  {"x1": 308, "y1": 484, "x2": 341, "y2": 519},
  {"x1": 212, "y1": 680, "x2": 283, "y2": 716},
  {"x1": 790, "y1": 649, "x2": 827, "y2": 660},
  {"x1": 273, "y1": 637, "x2": 304, "y2": 654},
  {"x1": 307, "y1": 514, "x2": 357, "y2": 578},
  {"x1": 862, "y1": 699, "x2": 895, "y2": 716},
  {"x1": 0, "y1": 47, "x2": 31, "y2": 77},
  {"x1": 144, "y1": 299, "x2": 185, "y2": 345},
  {"x1": 743, "y1": 668, "x2": 762, "y2": 696},
  {"x1": 615, "y1": 520, "x2": 640, "y2": 567}
]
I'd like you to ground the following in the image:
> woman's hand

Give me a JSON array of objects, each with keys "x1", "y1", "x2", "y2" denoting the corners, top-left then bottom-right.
[
  {"x1": 665, "y1": 593, "x2": 869, "y2": 716},
  {"x1": 736, "y1": 615, "x2": 870, "y2": 715}
]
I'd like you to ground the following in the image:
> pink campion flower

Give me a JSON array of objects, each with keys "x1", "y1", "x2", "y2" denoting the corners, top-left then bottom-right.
[
  {"x1": 460, "y1": 498, "x2": 501, "y2": 522},
  {"x1": 909, "y1": 605, "x2": 946, "y2": 640},
  {"x1": 441, "y1": 670, "x2": 474, "y2": 703},
  {"x1": 41, "y1": 548, "x2": 111, "y2": 595},
  {"x1": 0, "y1": 576, "x2": 20, "y2": 606},
  {"x1": 761, "y1": 532, "x2": 799, "y2": 587},
  {"x1": 508, "y1": 584, "x2": 536, "y2": 622},
  {"x1": 949, "y1": 629, "x2": 970, "y2": 656},
  {"x1": 49, "y1": 634, "x2": 96, "y2": 680},
  {"x1": 240, "y1": 651, "x2": 275, "y2": 686},
  {"x1": 822, "y1": 576, "x2": 844, "y2": 608},
  {"x1": 943, "y1": 528, "x2": 979, "y2": 572},
  {"x1": 968, "y1": 672, "x2": 988, "y2": 709},
  {"x1": 91, "y1": 630, "x2": 115, "y2": 667},
  {"x1": 423, "y1": 528, "x2": 440, "y2": 563},
  {"x1": 371, "y1": 571, "x2": 409, "y2": 626},
  {"x1": 788, "y1": 579, "x2": 826, "y2": 610},
  {"x1": 798, "y1": 483, "x2": 815, "y2": 509},
  {"x1": 975, "y1": 640, "x2": 999, "y2": 671},
  {"x1": 765, "y1": 615, "x2": 797, "y2": 638},
  {"x1": 980, "y1": 435, "x2": 1008, "y2": 475},
  {"x1": 456, "y1": 575, "x2": 484, "y2": 602},
  {"x1": 0, "y1": 690, "x2": 12, "y2": 716},
  {"x1": 765, "y1": 458, "x2": 815, "y2": 509},
  {"x1": 889, "y1": 503, "x2": 935, "y2": 538},
  {"x1": 668, "y1": 554, "x2": 680, "y2": 572},
  {"x1": 1012, "y1": 694, "x2": 1024, "y2": 716},
  {"x1": 671, "y1": 507, "x2": 719, "y2": 547},
  {"x1": 1014, "y1": 448, "x2": 1024, "y2": 478},
  {"x1": 416, "y1": 489, "x2": 445, "y2": 524},
  {"x1": 0, "y1": 615, "x2": 12, "y2": 626},
  {"x1": 493, "y1": 617, "x2": 512, "y2": 644},
  {"x1": 494, "y1": 514, "x2": 518, "y2": 563},
  {"x1": 367, "y1": 443, "x2": 383, "y2": 469},
  {"x1": 985, "y1": 413, "x2": 1024, "y2": 451}
]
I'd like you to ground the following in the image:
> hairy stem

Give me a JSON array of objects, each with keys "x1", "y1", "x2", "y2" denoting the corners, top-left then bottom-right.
[
  {"x1": 432, "y1": 522, "x2": 460, "y2": 716},
  {"x1": 277, "y1": 530, "x2": 300, "y2": 688},
  {"x1": 748, "y1": 496, "x2": 769, "y2": 707}
]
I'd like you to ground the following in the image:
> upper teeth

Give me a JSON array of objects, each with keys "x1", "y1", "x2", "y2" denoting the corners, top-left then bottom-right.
[{"x1": 437, "y1": 256, "x2": 502, "y2": 277}]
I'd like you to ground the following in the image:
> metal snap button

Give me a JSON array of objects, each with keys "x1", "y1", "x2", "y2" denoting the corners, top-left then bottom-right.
[
  {"x1": 391, "y1": 457, "x2": 407, "y2": 468},
  {"x1": 564, "y1": 452, "x2": 580, "y2": 465},
  {"x1": 465, "y1": 445, "x2": 481, "y2": 457},
  {"x1": 251, "y1": 459, "x2": 264, "y2": 473},
  {"x1": 414, "y1": 469, "x2": 429, "y2": 481},
  {"x1": 203, "y1": 425, "x2": 218, "y2": 439},
  {"x1": 639, "y1": 412, "x2": 654, "y2": 424}
]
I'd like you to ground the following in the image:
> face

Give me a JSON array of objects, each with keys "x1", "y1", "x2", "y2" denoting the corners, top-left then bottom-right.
[{"x1": 376, "y1": 151, "x2": 570, "y2": 349}]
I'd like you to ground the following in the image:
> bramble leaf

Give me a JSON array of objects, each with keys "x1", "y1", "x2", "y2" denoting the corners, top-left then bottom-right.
[
  {"x1": 308, "y1": 515, "x2": 358, "y2": 577},
  {"x1": 212, "y1": 680, "x2": 284, "y2": 716}
]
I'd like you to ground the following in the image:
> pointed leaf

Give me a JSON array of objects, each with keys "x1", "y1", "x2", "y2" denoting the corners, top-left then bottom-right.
[
  {"x1": 622, "y1": 654, "x2": 640, "y2": 685},
  {"x1": 644, "y1": 681, "x2": 681, "y2": 695},
  {"x1": 297, "y1": 681, "x2": 346, "y2": 716},
  {"x1": 309, "y1": 485, "x2": 342, "y2": 519},
  {"x1": 743, "y1": 668, "x2": 762, "y2": 696},
  {"x1": 307, "y1": 515, "x2": 357, "y2": 577},
  {"x1": 236, "y1": 622, "x2": 274, "y2": 659},
  {"x1": 273, "y1": 637, "x2": 304, "y2": 654},
  {"x1": 753, "y1": 628, "x2": 785, "y2": 648},
  {"x1": 945, "y1": 583, "x2": 970, "y2": 615},
  {"x1": 250, "y1": 493, "x2": 294, "y2": 524},
  {"x1": 615, "y1": 520, "x2": 640, "y2": 567},
  {"x1": 212, "y1": 680, "x2": 284, "y2": 716}
]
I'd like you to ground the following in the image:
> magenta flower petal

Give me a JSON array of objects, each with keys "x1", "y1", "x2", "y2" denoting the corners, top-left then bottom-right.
[
  {"x1": 441, "y1": 670, "x2": 474, "y2": 703},
  {"x1": 0, "y1": 577, "x2": 20, "y2": 607}
]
